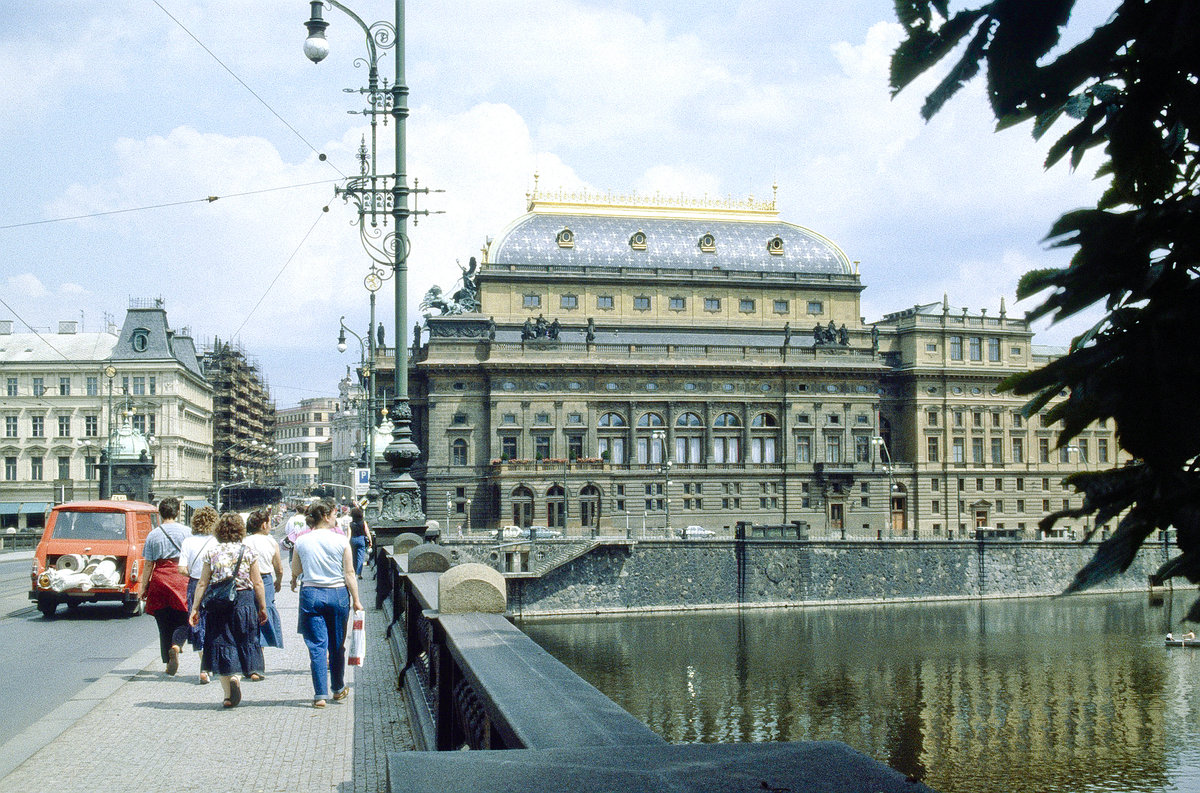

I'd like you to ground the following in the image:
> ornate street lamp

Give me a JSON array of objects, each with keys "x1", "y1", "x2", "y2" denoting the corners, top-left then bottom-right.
[
  {"x1": 303, "y1": 0, "x2": 436, "y2": 532},
  {"x1": 337, "y1": 315, "x2": 376, "y2": 484}
]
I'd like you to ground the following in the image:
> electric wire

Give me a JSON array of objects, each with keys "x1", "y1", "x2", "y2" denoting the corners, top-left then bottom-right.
[
  {"x1": 0, "y1": 180, "x2": 338, "y2": 231},
  {"x1": 151, "y1": 0, "x2": 346, "y2": 179},
  {"x1": 227, "y1": 203, "x2": 330, "y2": 342}
]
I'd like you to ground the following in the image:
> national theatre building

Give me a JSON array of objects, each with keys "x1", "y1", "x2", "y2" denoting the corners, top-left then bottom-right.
[{"x1": 408, "y1": 188, "x2": 1114, "y2": 539}]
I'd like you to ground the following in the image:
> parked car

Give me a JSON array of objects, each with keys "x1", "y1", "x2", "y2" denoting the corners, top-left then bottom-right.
[
  {"x1": 498, "y1": 525, "x2": 523, "y2": 539},
  {"x1": 29, "y1": 500, "x2": 159, "y2": 618},
  {"x1": 520, "y1": 526, "x2": 562, "y2": 539},
  {"x1": 678, "y1": 525, "x2": 716, "y2": 539}
]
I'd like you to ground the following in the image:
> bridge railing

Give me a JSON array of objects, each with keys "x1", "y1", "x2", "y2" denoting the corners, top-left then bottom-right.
[{"x1": 375, "y1": 538, "x2": 665, "y2": 751}]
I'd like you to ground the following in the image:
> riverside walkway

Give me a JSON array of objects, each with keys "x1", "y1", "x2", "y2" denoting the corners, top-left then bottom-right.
[{"x1": 0, "y1": 571, "x2": 414, "y2": 793}]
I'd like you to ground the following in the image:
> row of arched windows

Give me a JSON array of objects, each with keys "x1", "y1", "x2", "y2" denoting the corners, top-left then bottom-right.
[{"x1": 598, "y1": 411, "x2": 779, "y2": 428}]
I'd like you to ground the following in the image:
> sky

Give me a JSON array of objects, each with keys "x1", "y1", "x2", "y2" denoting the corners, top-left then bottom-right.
[{"x1": 1, "y1": 1, "x2": 1116, "y2": 408}]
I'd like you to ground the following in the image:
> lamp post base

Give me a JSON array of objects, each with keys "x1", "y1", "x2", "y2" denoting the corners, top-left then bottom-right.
[{"x1": 372, "y1": 398, "x2": 427, "y2": 542}]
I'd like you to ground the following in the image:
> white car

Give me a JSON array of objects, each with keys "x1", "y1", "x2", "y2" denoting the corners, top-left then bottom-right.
[
  {"x1": 521, "y1": 526, "x2": 562, "y2": 539},
  {"x1": 498, "y1": 525, "x2": 523, "y2": 539},
  {"x1": 678, "y1": 525, "x2": 716, "y2": 538}
]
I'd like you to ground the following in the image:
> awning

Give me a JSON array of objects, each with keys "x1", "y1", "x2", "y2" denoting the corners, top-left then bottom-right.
[
  {"x1": 183, "y1": 498, "x2": 214, "y2": 510},
  {"x1": 0, "y1": 503, "x2": 19, "y2": 516},
  {"x1": 19, "y1": 502, "x2": 49, "y2": 514}
]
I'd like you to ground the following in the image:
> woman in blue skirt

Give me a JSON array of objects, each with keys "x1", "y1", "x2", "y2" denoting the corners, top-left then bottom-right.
[
  {"x1": 189, "y1": 512, "x2": 266, "y2": 709},
  {"x1": 243, "y1": 510, "x2": 284, "y2": 662}
]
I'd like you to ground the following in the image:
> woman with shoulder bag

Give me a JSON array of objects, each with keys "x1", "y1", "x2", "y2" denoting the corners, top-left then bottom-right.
[
  {"x1": 292, "y1": 501, "x2": 364, "y2": 708},
  {"x1": 177, "y1": 506, "x2": 218, "y2": 683},
  {"x1": 139, "y1": 496, "x2": 192, "y2": 676},
  {"x1": 189, "y1": 512, "x2": 267, "y2": 708}
]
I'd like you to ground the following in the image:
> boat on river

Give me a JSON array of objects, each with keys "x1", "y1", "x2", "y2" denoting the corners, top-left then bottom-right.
[{"x1": 1164, "y1": 634, "x2": 1199, "y2": 647}]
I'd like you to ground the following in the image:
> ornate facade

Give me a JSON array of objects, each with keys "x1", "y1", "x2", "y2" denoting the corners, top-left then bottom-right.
[
  {"x1": 410, "y1": 189, "x2": 1115, "y2": 538},
  {"x1": 0, "y1": 302, "x2": 213, "y2": 529}
]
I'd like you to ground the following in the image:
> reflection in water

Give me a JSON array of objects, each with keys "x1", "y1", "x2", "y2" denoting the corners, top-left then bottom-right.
[{"x1": 521, "y1": 593, "x2": 1200, "y2": 793}]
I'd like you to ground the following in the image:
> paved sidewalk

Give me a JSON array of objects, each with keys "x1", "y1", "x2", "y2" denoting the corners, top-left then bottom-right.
[{"x1": 0, "y1": 570, "x2": 413, "y2": 793}]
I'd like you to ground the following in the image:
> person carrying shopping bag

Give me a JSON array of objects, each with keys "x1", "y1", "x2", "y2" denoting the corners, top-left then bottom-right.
[{"x1": 291, "y1": 501, "x2": 364, "y2": 708}]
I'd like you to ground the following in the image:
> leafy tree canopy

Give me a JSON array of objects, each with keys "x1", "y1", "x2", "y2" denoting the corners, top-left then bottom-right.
[{"x1": 891, "y1": 0, "x2": 1200, "y2": 616}]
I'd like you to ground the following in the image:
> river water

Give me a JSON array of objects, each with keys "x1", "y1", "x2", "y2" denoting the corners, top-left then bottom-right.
[{"x1": 521, "y1": 591, "x2": 1200, "y2": 793}]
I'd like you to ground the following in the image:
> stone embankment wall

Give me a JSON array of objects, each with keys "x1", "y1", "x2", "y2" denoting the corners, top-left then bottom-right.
[{"x1": 441, "y1": 538, "x2": 1171, "y2": 617}]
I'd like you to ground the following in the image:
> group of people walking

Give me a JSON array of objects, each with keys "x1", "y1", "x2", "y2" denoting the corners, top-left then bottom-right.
[{"x1": 138, "y1": 496, "x2": 366, "y2": 709}]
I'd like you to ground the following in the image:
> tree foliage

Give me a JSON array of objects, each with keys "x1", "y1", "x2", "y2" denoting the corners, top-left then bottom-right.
[{"x1": 891, "y1": 0, "x2": 1200, "y2": 616}]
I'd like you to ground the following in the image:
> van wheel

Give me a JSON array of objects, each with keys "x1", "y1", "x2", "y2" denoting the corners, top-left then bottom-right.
[
  {"x1": 38, "y1": 596, "x2": 58, "y2": 619},
  {"x1": 122, "y1": 599, "x2": 144, "y2": 617}
]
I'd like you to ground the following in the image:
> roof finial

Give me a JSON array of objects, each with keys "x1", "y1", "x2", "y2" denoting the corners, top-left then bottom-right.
[
  {"x1": 771, "y1": 181, "x2": 778, "y2": 209},
  {"x1": 943, "y1": 293, "x2": 950, "y2": 313},
  {"x1": 999, "y1": 296, "x2": 1007, "y2": 318}
]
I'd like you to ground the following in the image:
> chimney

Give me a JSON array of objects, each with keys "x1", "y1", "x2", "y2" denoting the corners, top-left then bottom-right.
[
  {"x1": 0, "y1": 320, "x2": 12, "y2": 335},
  {"x1": 59, "y1": 321, "x2": 78, "y2": 334}
]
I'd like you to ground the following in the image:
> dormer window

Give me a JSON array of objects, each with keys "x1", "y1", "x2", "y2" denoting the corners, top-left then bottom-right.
[
  {"x1": 630, "y1": 230, "x2": 647, "y2": 250},
  {"x1": 556, "y1": 228, "x2": 574, "y2": 248},
  {"x1": 698, "y1": 233, "x2": 716, "y2": 253},
  {"x1": 767, "y1": 236, "x2": 784, "y2": 255},
  {"x1": 131, "y1": 328, "x2": 150, "y2": 353}
]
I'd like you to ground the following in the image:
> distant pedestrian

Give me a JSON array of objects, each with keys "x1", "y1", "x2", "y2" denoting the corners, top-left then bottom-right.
[
  {"x1": 291, "y1": 501, "x2": 363, "y2": 708},
  {"x1": 189, "y1": 512, "x2": 267, "y2": 709},
  {"x1": 177, "y1": 506, "x2": 218, "y2": 683},
  {"x1": 283, "y1": 505, "x2": 309, "y2": 564},
  {"x1": 244, "y1": 509, "x2": 284, "y2": 658},
  {"x1": 138, "y1": 496, "x2": 191, "y2": 676},
  {"x1": 348, "y1": 506, "x2": 373, "y2": 579}
]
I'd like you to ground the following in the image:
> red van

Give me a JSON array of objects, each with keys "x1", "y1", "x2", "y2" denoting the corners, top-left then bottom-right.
[{"x1": 29, "y1": 500, "x2": 159, "y2": 618}]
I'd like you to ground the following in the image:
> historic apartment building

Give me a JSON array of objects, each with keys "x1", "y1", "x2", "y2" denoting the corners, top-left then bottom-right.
[
  {"x1": 407, "y1": 188, "x2": 1116, "y2": 538},
  {"x1": 0, "y1": 301, "x2": 214, "y2": 529},
  {"x1": 275, "y1": 397, "x2": 338, "y2": 498}
]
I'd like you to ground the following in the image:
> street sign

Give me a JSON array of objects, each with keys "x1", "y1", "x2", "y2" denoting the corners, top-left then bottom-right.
[{"x1": 354, "y1": 467, "x2": 370, "y2": 496}]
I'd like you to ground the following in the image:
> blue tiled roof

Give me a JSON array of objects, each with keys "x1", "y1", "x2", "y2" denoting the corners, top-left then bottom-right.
[{"x1": 489, "y1": 213, "x2": 851, "y2": 274}]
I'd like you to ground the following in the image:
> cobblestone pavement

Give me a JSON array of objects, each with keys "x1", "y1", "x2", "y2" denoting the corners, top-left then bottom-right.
[{"x1": 0, "y1": 569, "x2": 414, "y2": 793}]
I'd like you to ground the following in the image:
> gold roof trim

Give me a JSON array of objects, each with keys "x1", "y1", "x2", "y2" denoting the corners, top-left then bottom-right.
[{"x1": 526, "y1": 175, "x2": 779, "y2": 222}]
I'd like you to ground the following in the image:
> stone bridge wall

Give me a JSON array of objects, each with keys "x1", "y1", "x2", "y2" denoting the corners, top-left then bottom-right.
[{"x1": 441, "y1": 538, "x2": 1171, "y2": 617}]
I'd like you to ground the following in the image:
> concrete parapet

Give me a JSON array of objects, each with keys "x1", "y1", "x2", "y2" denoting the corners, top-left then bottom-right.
[
  {"x1": 438, "y1": 563, "x2": 506, "y2": 614},
  {"x1": 409, "y1": 543, "x2": 452, "y2": 573},
  {"x1": 393, "y1": 532, "x2": 424, "y2": 557}
]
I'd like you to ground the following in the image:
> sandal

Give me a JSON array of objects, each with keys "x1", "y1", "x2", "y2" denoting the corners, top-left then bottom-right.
[
  {"x1": 199, "y1": 672, "x2": 210, "y2": 685},
  {"x1": 313, "y1": 699, "x2": 326, "y2": 709},
  {"x1": 166, "y1": 645, "x2": 179, "y2": 676},
  {"x1": 332, "y1": 687, "x2": 349, "y2": 701},
  {"x1": 222, "y1": 698, "x2": 234, "y2": 709},
  {"x1": 228, "y1": 677, "x2": 242, "y2": 708},
  {"x1": 249, "y1": 673, "x2": 265, "y2": 682}
]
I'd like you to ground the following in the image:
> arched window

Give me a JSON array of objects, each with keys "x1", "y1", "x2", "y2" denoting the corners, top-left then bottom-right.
[
  {"x1": 511, "y1": 485, "x2": 534, "y2": 528},
  {"x1": 750, "y1": 414, "x2": 778, "y2": 463},
  {"x1": 546, "y1": 484, "x2": 565, "y2": 528},
  {"x1": 674, "y1": 412, "x2": 703, "y2": 463},
  {"x1": 598, "y1": 413, "x2": 626, "y2": 464},
  {"x1": 451, "y1": 438, "x2": 468, "y2": 466},
  {"x1": 712, "y1": 412, "x2": 741, "y2": 463},
  {"x1": 579, "y1": 484, "x2": 601, "y2": 528},
  {"x1": 636, "y1": 413, "x2": 666, "y2": 464}
]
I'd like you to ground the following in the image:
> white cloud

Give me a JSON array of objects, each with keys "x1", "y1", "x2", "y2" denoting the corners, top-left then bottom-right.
[
  {"x1": 59, "y1": 283, "x2": 86, "y2": 295},
  {"x1": 7, "y1": 273, "x2": 48, "y2": 298}
]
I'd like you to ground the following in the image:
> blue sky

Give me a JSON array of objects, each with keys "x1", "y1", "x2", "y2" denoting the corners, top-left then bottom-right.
[{"x1": 1, "y1": 1, "x2": 1113, "y2": 407}]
